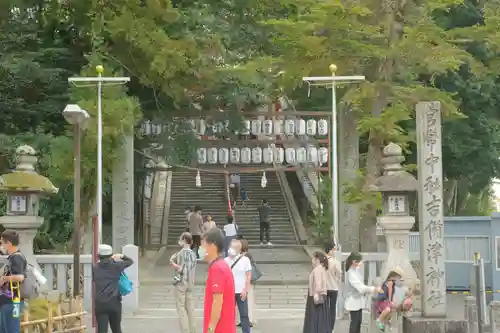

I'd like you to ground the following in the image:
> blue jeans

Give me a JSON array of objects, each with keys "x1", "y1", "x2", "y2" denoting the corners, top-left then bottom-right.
[
  {"x1": 235, "y1": 294, "x2": 251, "y2": 333},
  {"x1": 0, "y1": 302, "x2": 23, "y2": 333}
]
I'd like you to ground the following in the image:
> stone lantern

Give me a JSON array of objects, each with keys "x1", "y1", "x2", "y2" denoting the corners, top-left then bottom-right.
[
  {"x1": 0, "y1": 145, "x2": 58, "y2": 269},
  {"x1": 369, "y1": 143, "x2": 418, "y2": 288}
]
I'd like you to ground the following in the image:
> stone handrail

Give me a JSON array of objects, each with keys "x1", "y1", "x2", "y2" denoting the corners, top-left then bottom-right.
[
  {"x1": 2, "y1": 245, "x2": 139, "y2": 312},
  {"x1": 274, "y1": 163, "x2": 308, "y2": 244}
]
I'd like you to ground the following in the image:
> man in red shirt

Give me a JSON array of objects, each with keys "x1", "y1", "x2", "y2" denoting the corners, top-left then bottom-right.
[{"x1": 202, "y1": 228, "x2": 236, "y2": 333}]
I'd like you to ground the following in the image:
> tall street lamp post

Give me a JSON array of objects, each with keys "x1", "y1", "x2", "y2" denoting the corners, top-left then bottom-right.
[
  {"x1": 63, "y1": 104, "x2": 90, "y2": 298},
  {"x1": 68, "y1": 65, "x2": 130, "y2": 247},
  {"x1": 303, "y1": 64, "x2": 365, "y2": 245}
]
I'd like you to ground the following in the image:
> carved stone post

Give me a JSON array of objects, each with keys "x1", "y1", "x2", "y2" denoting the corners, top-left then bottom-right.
[
  {"x1": 112, "y1": 135, "x2": 135, "y2": 252},
  {"x1": 416, "y1": 101, "x2": 446, "y2": 317},
  {"x1": 369, "y1": 143, "x2": 419, "y2": 287},
  {"x1": 490, "y1": 301, "x2": 500, "y2": 333},
  {"x1": 465, "y1": 296, "x2": 479, "y2": 333},
  {"x1": 0, "y1": 145, "x2": 58, "y2": 270}
]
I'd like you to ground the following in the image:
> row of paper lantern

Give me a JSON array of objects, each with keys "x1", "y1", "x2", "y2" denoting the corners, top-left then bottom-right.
[
  {"x1": 197, "y1": 147, "x2": 329, "y2": 165},
  {"x1": 141, "y1": 119, "x2": 329, "y2": 136}
]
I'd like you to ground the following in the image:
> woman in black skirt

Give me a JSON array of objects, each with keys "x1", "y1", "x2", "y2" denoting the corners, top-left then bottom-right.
[{"x1": 303, "y1": 251, "x2": 331, "y2": 333}]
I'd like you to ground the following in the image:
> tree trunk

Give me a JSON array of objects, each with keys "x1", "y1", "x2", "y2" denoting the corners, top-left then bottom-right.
[{"x1": 338, "y1": 105, "x2": 360, "y2": 252}]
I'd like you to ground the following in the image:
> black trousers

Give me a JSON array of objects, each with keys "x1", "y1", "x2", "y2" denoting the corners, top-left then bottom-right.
[
  {"x1": 95, "y1": 299, "x2": 122, "y2": 333},
  {"x1": 191, "y1": 235, "x2": 201, "y2": 258},
  {"x1": 327, "y1": 290, "x2": 338, "y2": 331},
  {"x1": 260, "y1": 222, "x2": 270, "y2": 243},
  {"x1": 349, "y1": 309, "x2": 362, "y2": 333}
]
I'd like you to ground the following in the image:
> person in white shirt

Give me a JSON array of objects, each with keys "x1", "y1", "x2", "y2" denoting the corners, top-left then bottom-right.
[
  {"x1": 225, "y1": 239, "x2": 252, "y2": 333},
  {"x1": 223, "y1": 216, "x2": 239, "y2": 256}
]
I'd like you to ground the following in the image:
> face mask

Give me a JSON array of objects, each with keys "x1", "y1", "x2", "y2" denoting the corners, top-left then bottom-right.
[
  {"x1": 198, "y1": 247, "x2": 206, "y2": 260},
  {"x1": 228, "y1": 248, "x2": 237, "y2": 257}
]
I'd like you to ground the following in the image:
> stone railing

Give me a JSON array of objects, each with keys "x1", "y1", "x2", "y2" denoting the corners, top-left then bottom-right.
[{"x1": 0, "y1": 244, "x2": 139, "y2": 313}]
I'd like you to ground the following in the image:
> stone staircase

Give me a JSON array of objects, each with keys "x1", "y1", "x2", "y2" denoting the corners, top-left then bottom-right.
[
  {"x1": 235, "y1": 171, "x2": 298, "y2": 245},
  {"x1": 166, "y1": 169, "x2": 228, "y2": 244}
]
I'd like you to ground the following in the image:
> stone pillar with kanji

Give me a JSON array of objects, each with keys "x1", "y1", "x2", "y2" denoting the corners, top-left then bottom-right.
[
  {"x1": 0, "y1": 145, "x2": 58, "y2": 270},
  {"x1": 416, "y1": 101, "x2": 446, "y2": 317}
]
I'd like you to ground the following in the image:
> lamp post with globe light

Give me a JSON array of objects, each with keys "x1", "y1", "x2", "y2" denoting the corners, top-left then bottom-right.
[{"x1": 62, "y1": 104, "x2": 89, "y2": 298}]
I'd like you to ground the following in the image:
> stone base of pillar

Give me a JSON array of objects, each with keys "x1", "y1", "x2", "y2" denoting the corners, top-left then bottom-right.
[{"x1": 403, "y1": 317, "x2": 466, "y2": 333}]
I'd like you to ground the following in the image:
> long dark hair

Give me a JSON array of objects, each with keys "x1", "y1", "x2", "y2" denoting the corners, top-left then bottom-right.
[
  {"x1": 345, "y1": 252, "x2": 362, "y2": 272},
  {"x1": 313, "y1": 251, "x2": 329, "y2": 270}
]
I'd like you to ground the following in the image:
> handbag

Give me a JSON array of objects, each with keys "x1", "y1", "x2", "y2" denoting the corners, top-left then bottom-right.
[
  {"x1": 119, "y1": 272, "x2": 133, "y2": 296},
  {"x1": 251, "y1": 263, "x2": 262, "y2": 283},
  {"x1": 314, "y1": 294, "x2": 326, "y2": 305}
]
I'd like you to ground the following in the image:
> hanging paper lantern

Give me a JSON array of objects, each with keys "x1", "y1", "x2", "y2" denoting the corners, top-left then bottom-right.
[
  {"x1": 274, "y1": 120, "x2": 284, "y2": 135},
  {"x1": 251, "y1": 120, "x2": 262, "y2": 135},
  {"x1": 241, "y1": 147, "x2": 251, "y2": 164},
  {"x1": 263, "y1": 120, "x2": 273, "y2": 135},
  {"x1": 141, "y1": 121, "x2": 151, "y2": 135},
  {"x1": 318, "y1": 119, "x2": 328, "y2": 136},
  {"x1": 285, "y1": 148, "x2": 297, "y2": 165},
  {"x1": 296, "y1": 147, "x2": 307, "y2": 163},
  {"x1": 242, "y1": 120, "x2": 250, "y2": 135},
  {"x1": 152, "y1": 123, "x2": 162, "y2": 135},
  {"x1": 307, "y1": 146, "x2": 318, "y2": 164},
  {"x1": 285, "y1": 119, "x2": 295, "y2": 135},
  {"x1": 263, "y1": 147, "x2": 274, "y2": 164},
  {"x1": 261, "y1": 172, "x2": 267, "y2": 188},
  {"x1": 296, "y1": 119, "x2": 306, "y2": 135},
  {"x1": 197, "y1": 148, "x2": 207, "y2": 164},
  {"x1": 306, "y1": 119, "x2": 317, "y2": 136},
  {"x1": 218, "y1": 148, "x2": 229, "y2": 164},
  {"x1": 207, "y1": 147, "x2": 218, "y2": 164},
  {"x1": 319, "y1": 147, "x2": 329, "y2": 165},
  {"x1": 274, "y1": 147, "x2": 285, "y2": 164},
  {"x1": 252, "y1": 147, "x2": 263, "y2": 163},
  {"x1": 195, "y1": 170, "x2": 202, "y2": 187},
  {"x1": 197, "y1": 119, "x2": 206, "y2": 135},
  {"x1": 230, "y1": 148, "x2": 240, "y2": 164}
]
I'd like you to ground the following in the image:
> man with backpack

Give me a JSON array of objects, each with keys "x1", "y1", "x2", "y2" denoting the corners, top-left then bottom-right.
[
  {"x1": 0, "y1": 230, "x2": 28, "y2": 333},
  {"x1": 93, "y1": 244, "x2": 134, "y2": 333}
]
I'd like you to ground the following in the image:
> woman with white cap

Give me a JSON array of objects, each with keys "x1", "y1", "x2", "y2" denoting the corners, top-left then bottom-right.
[{"x1": 93, "y1": 244, "x2": 134, "y2": 333}]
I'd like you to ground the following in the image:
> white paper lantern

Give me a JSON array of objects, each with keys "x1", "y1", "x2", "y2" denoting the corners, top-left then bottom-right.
[
  {"x1": 306, "y1": 119, "x2": 317, "y2": 136},
  {"x1": 284, "y1": 119, "x2": 295, "y2": 135},
  {"x1": 218, "y1": 148, "x2": 229, "y2": 164},
  {"x1": 319, "y1": 147, "x2": 329, "y2": 165},
  {"x1": 318, "y1": 119, "x2": 328, "y2": 136},
  {"x1": 285, "y1": 147, "x2": 297, "y2": 165},
  {"x1": 251, "y1": 120, "x2": 262, "y2": 135},
  {"x1": 197, "y1": 119, "x2": 206, "y2": 135},
  {"x1": 307, "y1": 146, "x2": 318, "y2": 164},
  {"x1": 263, "y1": 120, "x2": 273, "y2": 135},
  {"x1": 207, "y1": 147, "x2": 218, "y2": 164},
  {"x1": 197, "y1": 148, "x2": 207, "y2": 164},
  {"x1": 296, "y1": 119, "x2": 306, "y2": 135},
  {"x1": 241, "y1": 147, "x2": 251, "y2": 164},
  {"x1": 252, "y1": 147, "x2": 262, "y2": 163},
  {"x1": 263, "y1": 147, "x2": 274, "y2": 164},
  {"x1": 273, "y1": 147, "x2": 284, "y2": 163},
  {"x1": 242, "y1": 120, "x2": 250, "y2": 135},
  {"x1": 274, "y1": 120, "x2": 284, "y2": 135},
  {"x1": 141, "y1": 121, "x2": 151, "y2": 135},
  {"x1": 230, "y1": 148, "x2": 240, "y2": 164},
  {"x1": 296, "y1": 147, "x2": 307, "y2": 163},
  {"x1": 152, "y1": 123, "x2": 162, "y2": 135}
]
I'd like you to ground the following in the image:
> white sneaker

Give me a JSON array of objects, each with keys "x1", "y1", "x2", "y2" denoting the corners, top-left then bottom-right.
[
  {"x1": 267, "y1": 242, "x2": 273, "y2": 246},
  {"x1": 260, "y1": 242, "x2": 265, "y2": 246}
]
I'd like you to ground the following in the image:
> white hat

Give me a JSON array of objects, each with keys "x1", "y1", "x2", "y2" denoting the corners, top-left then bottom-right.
[{"x1": 98, "y1": 244, "x2": 113, "y2": 256}]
